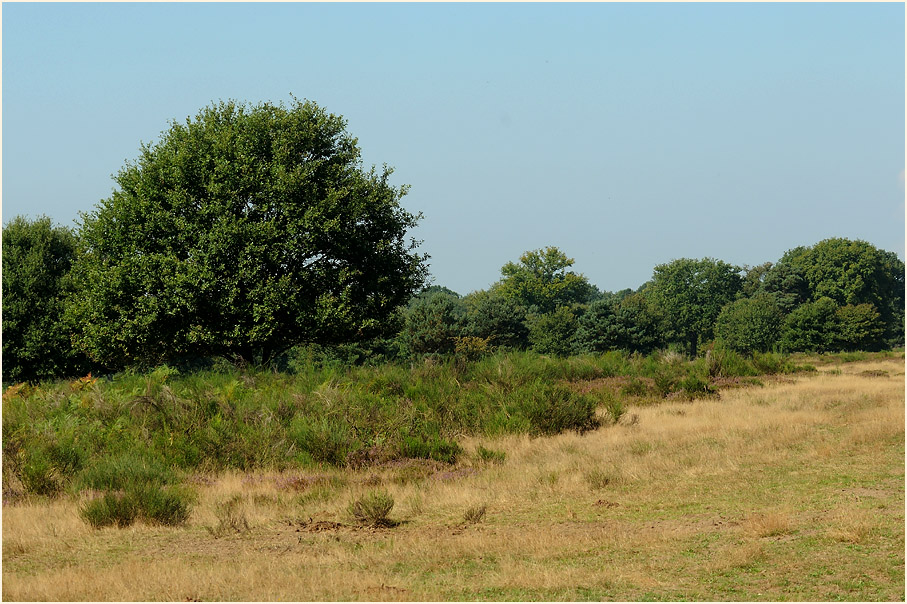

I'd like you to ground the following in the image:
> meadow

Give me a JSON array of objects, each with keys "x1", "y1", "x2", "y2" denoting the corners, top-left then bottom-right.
[{"x1": 2, "y1": 351, "x2": 904, "y2": 601}]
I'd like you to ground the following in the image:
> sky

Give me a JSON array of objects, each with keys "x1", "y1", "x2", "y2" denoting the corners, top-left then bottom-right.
[{"x1": 3, "y1": 2, "x2": 904, "y2": 296}]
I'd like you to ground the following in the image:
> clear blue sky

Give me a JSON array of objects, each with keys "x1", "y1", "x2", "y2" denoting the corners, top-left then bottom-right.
[{"x1": 3, "y1": 2, "x2": 904, "y2": 295}]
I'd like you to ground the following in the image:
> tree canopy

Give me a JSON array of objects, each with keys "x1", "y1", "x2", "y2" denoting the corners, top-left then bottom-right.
[
  {"x1": 66, "y1": 99, "x2": 427, "y2": 368},
  {"x1": 2, "y1": 217, "x2": 88, "y2": 382},
  {"x1": 495, "y1": 247, "x2": 596, "y2": 313},
  {"x1": 647, "y1": 258, "x2": 743, "y2": 356},
  {"x1": 772, "y1": 238, "x2": 904, "y2": 346}
]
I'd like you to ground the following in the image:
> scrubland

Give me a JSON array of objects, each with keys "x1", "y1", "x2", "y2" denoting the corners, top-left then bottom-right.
[{"x1": 3, "y1": 354, "x2": 904, "y2": 601}]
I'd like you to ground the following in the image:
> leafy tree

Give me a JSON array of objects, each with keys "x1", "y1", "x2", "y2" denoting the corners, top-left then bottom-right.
[
  {"x1": 527, "y1": 305, "x2": 582, "y2": 357},
  {"x1": 400, "y1": 289, "x2": 465, "y2": 355},
  {"x1": 495, "y1": 247, "x2": 596, "y2": 314},
  {"x1": 779, "y1": 297, "x2": 839, "y2": 353},
  {"x1": 647, "y1": 258, "x2": 743, "y2": 356},
  {"x1": 462, "y1": 288, "x2": 529, "y2": 350},
  {"x1": 714, "y1": 294, "x2": 783, "y2": 354},
  {"x1": 66, "y1": 99, "x2": 427, "y2": 368},
  {"x1": 2, "y1": 216, "x2": 89, "y2": 383},
  {"x1": 757, "y1": 261, "x2": 810, "y2": 314},
  {"x1": 577, "y1": 293, "x2": 663, "y2": 355},
  {"x1": 741, "y1": 262, "x2": 773, "y2": 298},
  {"x1": 775, "y1": 238, "x2": 904, "y2": 346},
  {"x1": 834, "y1": 303, "x2": 885, "y2": 352}
]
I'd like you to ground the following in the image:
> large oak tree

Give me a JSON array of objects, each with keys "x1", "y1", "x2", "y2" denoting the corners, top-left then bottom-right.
[{"x1": 67, "y1": 99, "x2": 427, "y2": 368}]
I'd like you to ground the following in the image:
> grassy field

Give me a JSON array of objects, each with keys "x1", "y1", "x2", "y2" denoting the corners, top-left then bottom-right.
[{"x1": 2, "y1": 354, "x2": 904, "y2": 601}]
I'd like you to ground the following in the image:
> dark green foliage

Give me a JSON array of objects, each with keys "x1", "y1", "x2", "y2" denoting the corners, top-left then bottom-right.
[
  {"x1": 400, "y1": 433, "x2": 462, "y2": 464},
  {"x1": 463, "y1": 290, "x2": 529, "y2": 350},
  {"x1": 527, "y1": 306, "x2": 581, "y2": 357},
  {"x1": 601, "y1": 394, "x2": 626, "y2": 424},
  {"x1": 137, "y1": 484, "x2": 192, "y2": 526},
  {"x1": 780, "y1": 297, "x2": 840, "y2": 353},
  {"x1": 647, "y1": 258, "x2": 743, "y2": 356},
  {"x1": 834, "y1": 303, "x2": 886, "y2": 352},
  {"x1": 2, "y1": 216, "x2": 89, "y2": 383},
  {"x1": 577, "y1": 294, "x2": 663, "y2": 355},
  {"x1": 751, "y1": 352, "x2": 788, "y2": 375},
  {"x1": 757, "y1": 262, "x2": 811, "y2": 313},
  {"x1": 715, "y1": 294, "x2": 784, "y2": 354},
  {"x1": 677, "y1": 373, "x2": 716, "y2": 399},
  {"x1": 66, "y1": 98, "x2": 427, "y2": 369},
  {"x1": 775, "y1": 238, "x2": 904, "y2": 347},
  {"x1": 523, "y1": 383, "x2": 599, "y2": 435},
  {"x1": 400, "y1": 290, "x2": 466, "y2": 355}
]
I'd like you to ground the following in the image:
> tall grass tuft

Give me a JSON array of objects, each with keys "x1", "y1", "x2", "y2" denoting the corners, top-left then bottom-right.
[{"x1": 348, "y1": 490, "x2": 395, "y2": 527}]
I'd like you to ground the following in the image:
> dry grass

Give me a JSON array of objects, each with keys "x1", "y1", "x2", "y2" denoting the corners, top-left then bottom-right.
[{"x1": 3, "y1": 356, "x2": 904, "y2": 601}]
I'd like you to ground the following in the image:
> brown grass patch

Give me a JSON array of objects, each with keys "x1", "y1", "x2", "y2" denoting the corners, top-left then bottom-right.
[{"x1": 4, "y1": 357, "x2": 904, "y2": 601}]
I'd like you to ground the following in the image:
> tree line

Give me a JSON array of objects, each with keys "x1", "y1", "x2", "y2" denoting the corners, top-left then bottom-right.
[{"x1": 2, "y1": 99, "x2": 904, "y2": 383}]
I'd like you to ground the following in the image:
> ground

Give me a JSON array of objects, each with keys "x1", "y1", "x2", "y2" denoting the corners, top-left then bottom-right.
[{"x1": 3, "y1": 357, "x2": 904, "y2": 601}]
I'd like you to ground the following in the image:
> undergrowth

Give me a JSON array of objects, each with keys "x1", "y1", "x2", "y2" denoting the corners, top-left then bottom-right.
[{"x1": 2, "y1": 348, "x2": 819, "y2": 510}]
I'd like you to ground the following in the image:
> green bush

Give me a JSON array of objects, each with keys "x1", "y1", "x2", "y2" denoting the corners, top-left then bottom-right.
[
  {"x1": 474, "y1": 446, "x2": 506, "y2": 465},
  {"x1": 137, "y1": 484, "x2": 192, "y2": 526},
  {"x1": 522, "y1": 383, "x2": 599, "y2": 436},
  {"x1": 706, "y1": 346, "x2": 758, "y2": 378},
  {"x1": 79, "y1": 484, "x2": 191, "y2": 528},
  {"x1": 80, "y1": 491, "x2": 138, "y2": 528},
  {"x1": 400, "y1": 433, "x2": 461, "y2": 464},
  {"x1": 289, "y1": 416, "x2": 354, "y2": 467},
  {"x1": 601, "y1": 394, "x2": 626, "y2": 424},
  {"x1": 19, "y1": 449, "x2": 62, "y2": 497},
  {"x1": 2, "y1": 216, "x2": 90, "y2": 383},
  {"x1": 714, "y1": 294, "x2": 783, "y2": 354},
  {"x1": 348, "y1": 490, "x2": 395, "y2": 527},
  {"x1": 751, "y1": 352, "x2": 788, "y2": 375},
  {"x1": 75, "y1": 451, "x2": 174, "y2": 492},
  {"x1": 678, "y1": 373, "x2": 716, "y2": 399},
  {"x1": 527, "y1": 306, "x2": 581, "y2": 357}
]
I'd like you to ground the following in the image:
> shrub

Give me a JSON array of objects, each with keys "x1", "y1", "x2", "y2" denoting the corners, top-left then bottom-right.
[
  {"x1": 463, "y1": 504, "x2": 487, "y2": 524},
  {"x1": 80, "y1": 491, "x2": 138, "y2": 528},
  {"x1": 79, "y1": 484, "x2": 191, "y2": 528},
  {"x1": 289, "y1": 416, "x2": 353, "y2": 466},
  {"x1": 474, "y1": 446, "x2": 506, "y2": 465},
  {"x1": 652, "y1": 367, "x2": 678, "y2": 397},
  {"x1": 400, "y1": 290, "x2": 466, "y2": 356},
  {"x1": 620, "y1": 377, "x2": 649, "y2": 397},
  {"x1": 523, "y1": 383, "x2": 599, "y2": 435},
  {"x1": 75, "y1": 451, "x2": 175, "y2": 492},
  {"x1": 601, "y1": 394, "x2": 626, "y2": 424},
  {"x1": 678, "y1": 373, "x2": 717, "y2": 399},
  {"x1": 752, "y1": 352, "x2": 788, "y2": 375},
  {"x1": 400, "y1": 434, "x2": 461, "y2": 464},
  {"x1": 19, "y1": 449, "x2": 62, "y2": 497},
  {"x1": 454, "y1": 336, "x2": 491, "y2": 362},
  {"x1": 137, "y1": 484, "x2": 192, "y2": 526},
  {"x1": 463, "y1": 291, "x2": 529, "y2": 350},
  {"x1": 706, "y1": 346, "x2": 758, "y2": 378},
  {"x1": 527, "y1": 306, "x2": 581, "y2": 357},
  {"x1": 349, "y1": 490, "x2": 395, "y2": 527}
]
